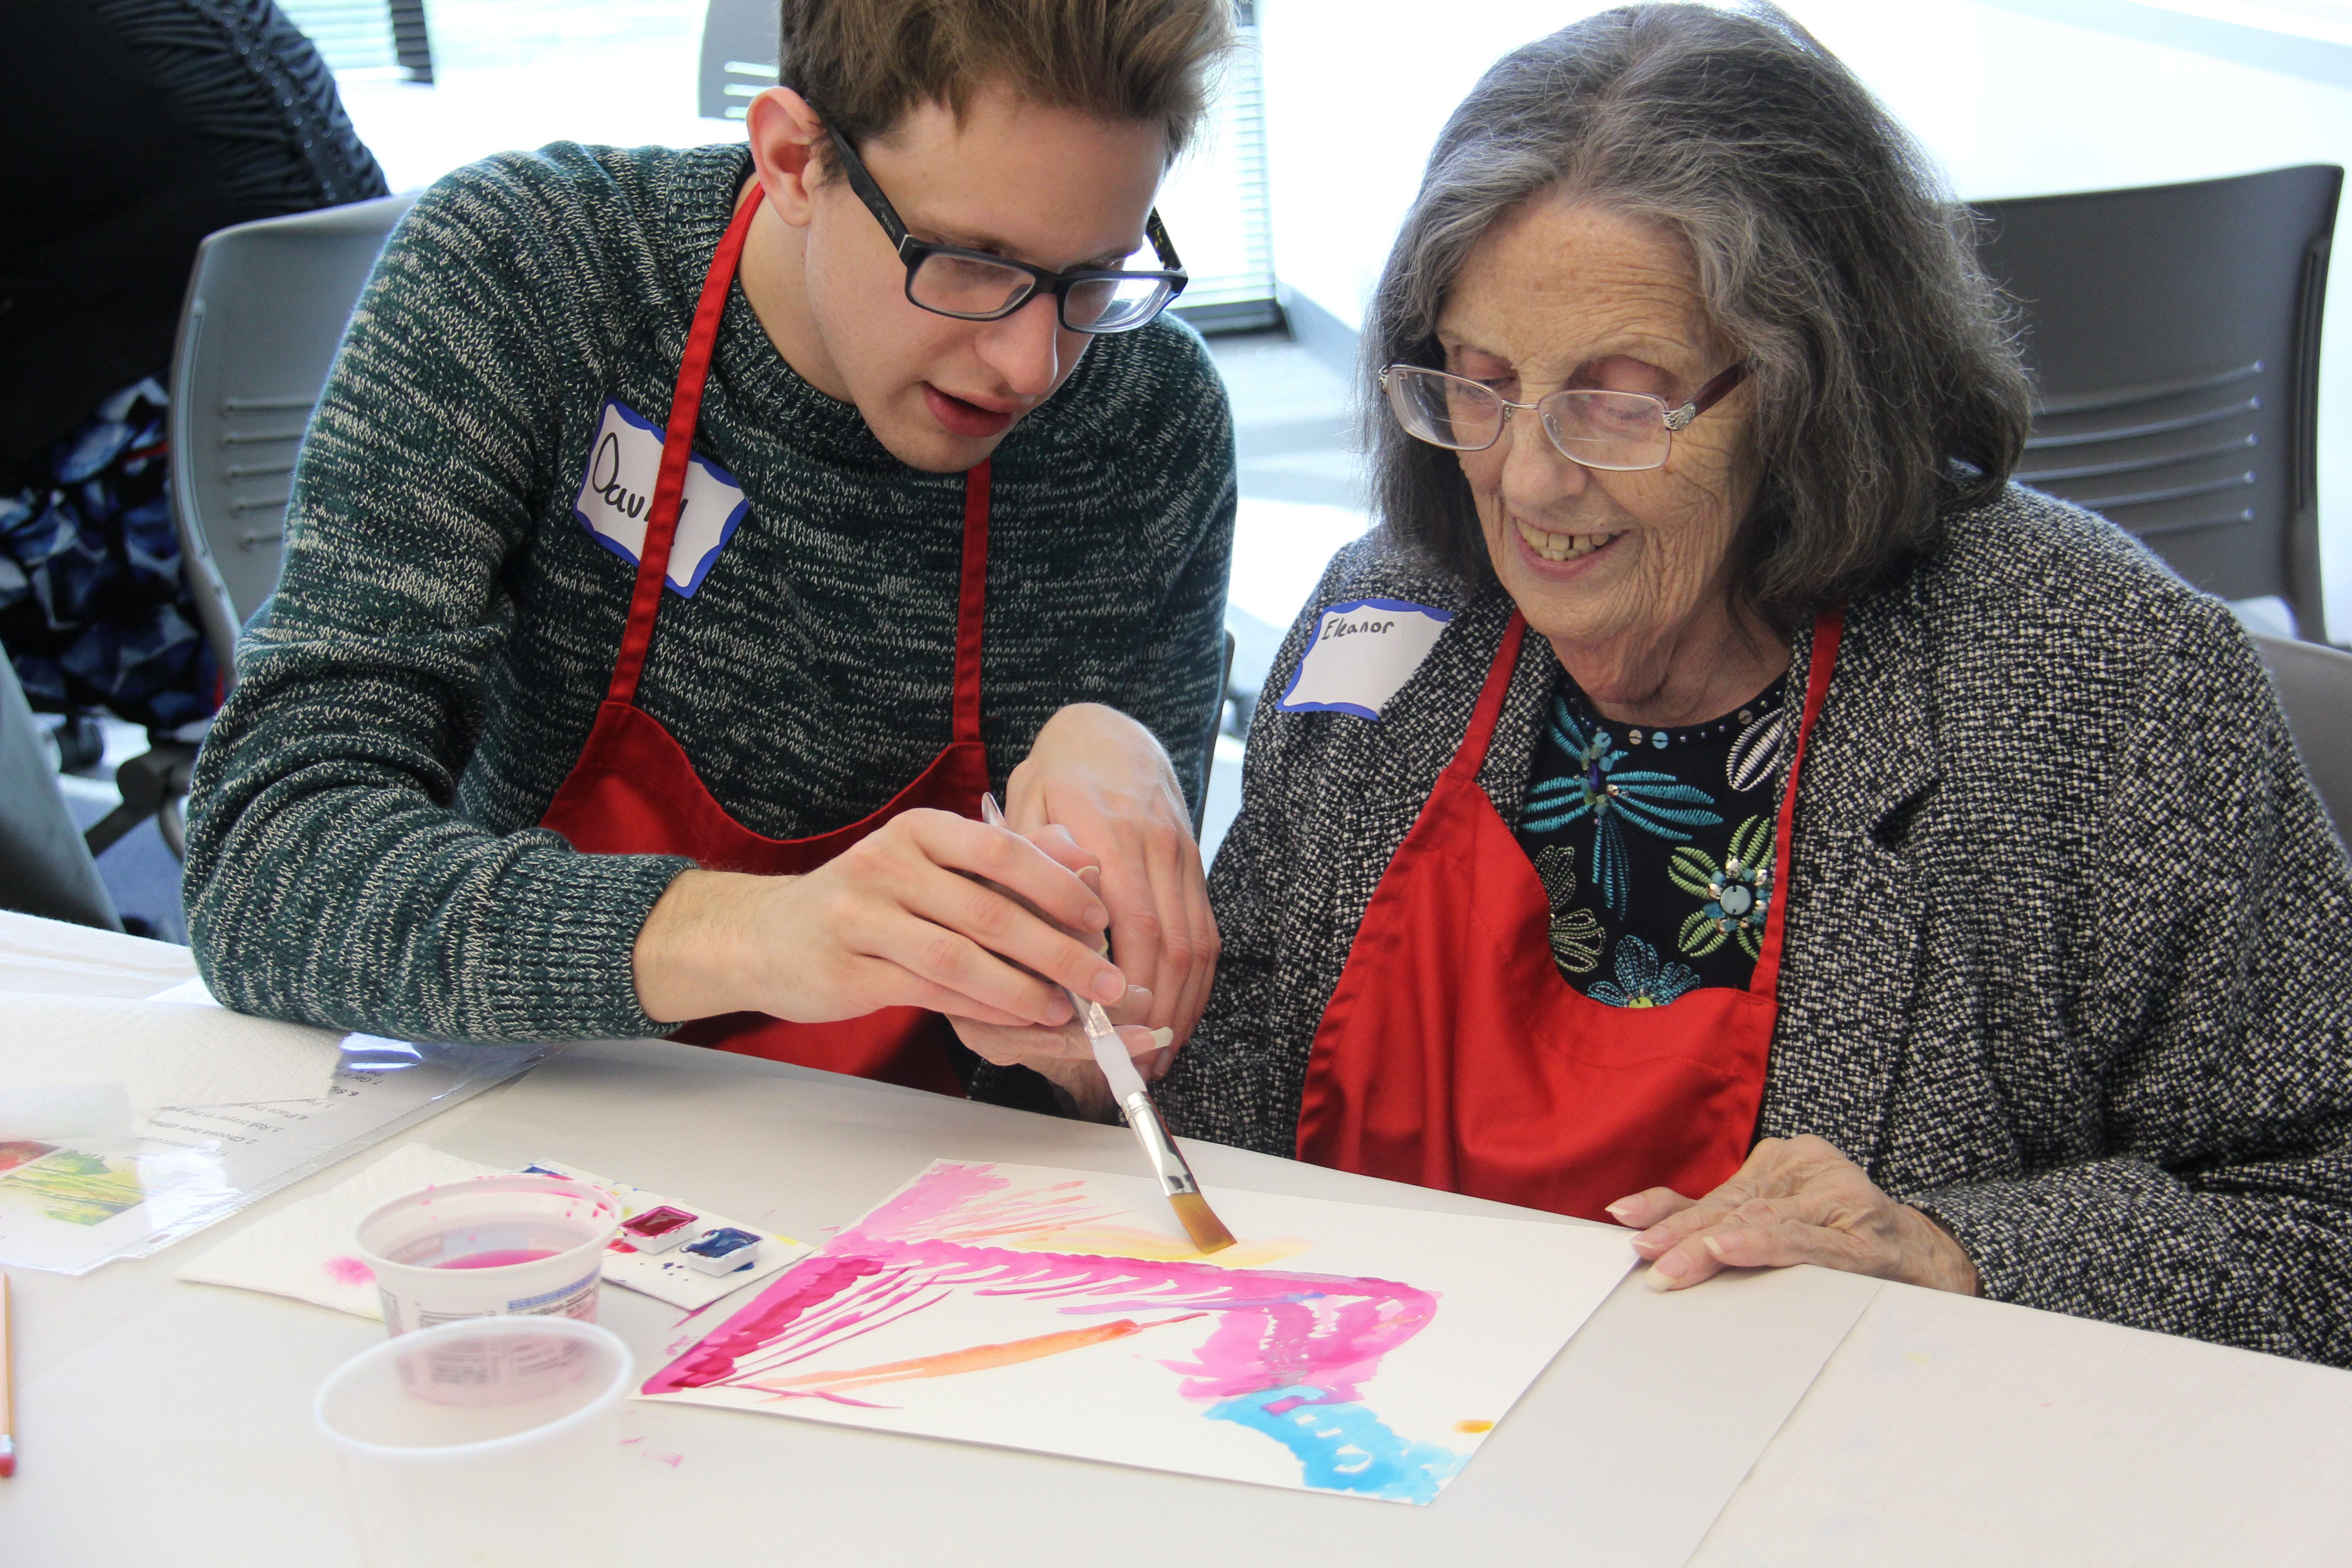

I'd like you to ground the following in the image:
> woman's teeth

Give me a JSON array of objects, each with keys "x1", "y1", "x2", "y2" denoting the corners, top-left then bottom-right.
[{"x1": 1515, "y1": 519, "x2": 1623, "y2": 562}]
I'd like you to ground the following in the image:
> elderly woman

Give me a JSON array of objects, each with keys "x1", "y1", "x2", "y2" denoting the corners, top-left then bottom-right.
[{"x1": 1154, "y1": 5, "x2": 2352, "y2": 1366}]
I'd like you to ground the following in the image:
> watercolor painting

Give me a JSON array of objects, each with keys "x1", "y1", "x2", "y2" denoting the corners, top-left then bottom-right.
[
  {"x1": 641, "y1": 1161, "x2": 1635, "y2": 1503},
  {"x1": 0, "y1": 1147, "x2": 149, "y2": 1226}
]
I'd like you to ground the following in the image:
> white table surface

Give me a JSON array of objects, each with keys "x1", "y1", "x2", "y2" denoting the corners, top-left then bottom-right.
[{"x1": 3, "y1": 914, "x2": 2349, "y2": 1565}]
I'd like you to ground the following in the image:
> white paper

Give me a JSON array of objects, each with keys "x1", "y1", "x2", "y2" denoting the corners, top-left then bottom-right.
[
  {"x1": 1276, "y1": 598, "x2": 1454, "y2": 720},
  {"x1": 177, "y1": 1147, "x2": 811, "y2": 1316},
  {"x1": 0, "y1": 994, "x2": 346, "y2": 1112},
  {"x1": 640, "y1": 1160, "x2": 1631, "y2": 1504}
]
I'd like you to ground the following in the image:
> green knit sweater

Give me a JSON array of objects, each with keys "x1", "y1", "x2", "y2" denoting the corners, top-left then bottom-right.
[{"x1": 182, "y1": 142, "x2": 1235, "y2": 1044}]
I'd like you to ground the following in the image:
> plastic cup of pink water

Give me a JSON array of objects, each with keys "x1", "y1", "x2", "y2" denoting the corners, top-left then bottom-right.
[
  {"x1": 354, "y1": 1173, "x2": 621, "y2": 1392},
  {"x1": 315, "y1": 1315, "x2": 632, "y2": 1568}
]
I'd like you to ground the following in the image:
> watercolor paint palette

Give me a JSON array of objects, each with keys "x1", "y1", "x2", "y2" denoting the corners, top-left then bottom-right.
[
  {"x1": 521, "y1": 1161, "x2": 812, "y2": 1309},
  {"x1": 638, "y1": 1160, "x2": 1634, "y2": 1504}
]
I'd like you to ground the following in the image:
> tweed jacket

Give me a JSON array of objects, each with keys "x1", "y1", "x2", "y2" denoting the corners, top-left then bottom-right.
[{"x1": 1157, "y1": 484, "x2": 2352, "y2": 1367}]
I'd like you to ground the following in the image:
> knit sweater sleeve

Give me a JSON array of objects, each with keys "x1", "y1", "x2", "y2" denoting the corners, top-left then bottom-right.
[
  {"x1": 182, "y1": 155, "x2": 690, "y2": 1043},
  {"x1": 1907, "y1": 602, "x2": 2352, "y2": 1365}
]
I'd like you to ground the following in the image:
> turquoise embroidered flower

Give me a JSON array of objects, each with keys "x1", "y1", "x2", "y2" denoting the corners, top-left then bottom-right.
[
  {"x1": 1670, "y1": 814, "x2": 1774, "y2": 961},
  {"x1": 1523, "y1": 694, "x2": 1722, "y2": 917},
  {"x1": 1588, "y1": 936, "x2": 1703, "y2": 1009}
]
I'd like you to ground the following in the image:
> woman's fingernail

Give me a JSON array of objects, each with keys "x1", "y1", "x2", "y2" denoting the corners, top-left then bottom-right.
[
  {"x1": 1605, "y1": 1200, "x2": 1637, "y2": 1223},
  {"x1": 1078, "y1": 866, "x2": 1102, "y2": 891},
  {"x1": 1631, "y1": 1226, "x2": 1665, "y2": 1250},
  {"x1": 1645, "y1": 1255, "x2": 1685, "y2": 1291},
  {"x1": 1044, "y1": 994, "x2": 1072, "y2": 1025},
  {"x1": 1093, "y1": 968, "x2": 1124, "y2": 1002},
  {"x1": 1702, "y1": 1235, "x2": 1730, "y2": 1261},
  {"x1": 1150, "y1": 1027, "x2": 1174, "y2": 1049}
]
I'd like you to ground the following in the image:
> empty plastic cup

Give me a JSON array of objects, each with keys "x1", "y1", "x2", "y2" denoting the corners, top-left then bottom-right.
[{"x1": 314, "y1": 1316, "x2": 633, "y2": 1568}]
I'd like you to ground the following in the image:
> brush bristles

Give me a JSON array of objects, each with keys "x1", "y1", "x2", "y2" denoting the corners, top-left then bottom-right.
[{"x1": 1170, "y1": 1191, "x2": 1236, "y2": 1254}]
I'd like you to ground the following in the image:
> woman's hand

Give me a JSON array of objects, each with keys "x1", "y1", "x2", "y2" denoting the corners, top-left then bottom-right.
[
  {"x1": 950, "y1": 988, "x2": 1173, "y2": 1119},
  {"x1": 1005, "y1": 703, "x2": 1220, "y2": 1046},
  {"x1": 1607, "y1": 1134, "x2": 1981, "y2": 1296},
  {"x1": 631, "y1": 807, "x2": 1126, "y2": 1029}
]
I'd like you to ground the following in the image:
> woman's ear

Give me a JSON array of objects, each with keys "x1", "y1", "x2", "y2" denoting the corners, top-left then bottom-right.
[{"x1": 744, "y1": 86, "x2": 826, "y2": 229}]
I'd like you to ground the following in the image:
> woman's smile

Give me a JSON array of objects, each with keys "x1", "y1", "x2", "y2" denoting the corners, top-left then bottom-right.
[{"x1": 1512, "y1": 515, "x2": 1627, "y2": 568}]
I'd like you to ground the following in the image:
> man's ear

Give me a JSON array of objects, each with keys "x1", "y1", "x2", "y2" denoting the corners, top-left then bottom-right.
[{"x1": 745, "y1": 86, "x2": 825, "y2": 229}]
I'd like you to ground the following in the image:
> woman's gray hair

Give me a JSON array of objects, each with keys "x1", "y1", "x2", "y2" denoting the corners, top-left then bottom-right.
[{"x1": 1366, "y1": 2, "x2": 2033, "y2": 630}]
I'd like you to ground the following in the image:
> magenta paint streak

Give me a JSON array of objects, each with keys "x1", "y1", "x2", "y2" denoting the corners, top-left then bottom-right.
[
  {"x1": 435, "y1": 1247, "x2": 559, "y2": 1270},
  {"x1": 323, "y1": 1255, "x2": 375, "y2": 1288},
  {"x1": 641, "y1": 1164, "x2": 1436, "y2": 1415}
]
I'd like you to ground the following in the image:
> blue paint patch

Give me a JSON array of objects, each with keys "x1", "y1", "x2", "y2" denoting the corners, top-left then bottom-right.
[{"x1": 1205, "y1": 1384, "x2": 1466, "y2": 1504}]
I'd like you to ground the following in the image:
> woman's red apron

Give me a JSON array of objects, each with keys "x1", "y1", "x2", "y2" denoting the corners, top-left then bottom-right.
[
  {"x1": 539, "y1": 183, "x2": 981, "y2": 1098},
  {"x1": 1295, "y1": 608, "x2": 1843, "y2": 1218}
]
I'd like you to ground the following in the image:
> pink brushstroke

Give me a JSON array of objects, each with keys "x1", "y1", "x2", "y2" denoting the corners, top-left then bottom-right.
[
  {"x1": 642, "y1": 1164, "x2": 1435, "y2": 1417},
  {"x1": 323, "y1": 1255, "x2": 375, "y2": 1288}
]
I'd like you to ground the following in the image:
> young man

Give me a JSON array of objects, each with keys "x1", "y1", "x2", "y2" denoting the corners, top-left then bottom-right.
[{"x1": 183, "y1": 0, "x2": 1236, "y2": 1104}]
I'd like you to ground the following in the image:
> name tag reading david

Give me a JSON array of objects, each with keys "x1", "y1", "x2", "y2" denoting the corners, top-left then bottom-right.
[
  {"x1": 572, "y1": 399, "x2": 750, "y2": 597},
  {"x1": 1276, "y1": 598, "x2": 1454, "y2": 720}
]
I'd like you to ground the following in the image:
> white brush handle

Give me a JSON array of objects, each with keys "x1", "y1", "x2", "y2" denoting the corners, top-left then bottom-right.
[{"x1": 1075, "y1": 991, "x2": 1149, "y2": 1102}]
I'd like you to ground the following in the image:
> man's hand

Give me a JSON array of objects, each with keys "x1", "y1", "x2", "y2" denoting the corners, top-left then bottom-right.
[
  {"x1": 1005, "y1": 703, "x2": 1219, "y2": 1045},
  {"x1": 1608, "y1": 1134, "x2": 1981, "y2": 1296},
  {"x1": 631, "y1": 807, "x2": 1124, "y2": 1028}
]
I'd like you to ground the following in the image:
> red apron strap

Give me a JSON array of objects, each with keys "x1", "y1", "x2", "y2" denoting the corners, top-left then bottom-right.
[
  {"x1": 951, "y1": 461, "x2": 990, "y2": 746},
  {"x1": 1444, "y1": 611, "x2": 1528, "y2": 782},
  {"x1": 604, "y1": 183, "x2": 766, "y2": 709},
  {"x1": 1747, "y1": 607, "x2": 1844, "y2": 1001}
]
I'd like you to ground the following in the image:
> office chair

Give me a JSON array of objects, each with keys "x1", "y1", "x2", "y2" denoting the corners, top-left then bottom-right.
[
  {"x1": 1973, "y1": 166, "x2": 2340, "y2": 642},
  {"x1": 2254, "y1": 632, "x2": 2352, "y2": 839},
  {"x1": 699, "y1": 0, "x2": 779, "y2": 122},
  {"x1": 1, "y1": 657, "x2": 122, "y2": 931},
  {"x1": 94, "y1": 191, "x2": 420, "y2": 862}
]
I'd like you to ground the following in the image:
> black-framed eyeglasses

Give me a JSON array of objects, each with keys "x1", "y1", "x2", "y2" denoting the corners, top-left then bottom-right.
[
  {"x1": 1380, "y1": 362, "x2": 1749, "y2": 472},
  {"x1": 821, "y1": 123, "x2": 1188, "y2": 335}
]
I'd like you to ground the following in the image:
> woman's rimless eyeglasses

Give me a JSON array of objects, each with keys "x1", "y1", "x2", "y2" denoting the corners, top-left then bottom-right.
[
  {"x1": 1382, "y1": 363, "x2": 1749, "y2": 472},
  {"x1": 820, "y1": 121, "x2": 1189, "y2": 335}
]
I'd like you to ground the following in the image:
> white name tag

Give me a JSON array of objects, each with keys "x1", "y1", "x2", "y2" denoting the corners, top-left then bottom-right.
[
  {"x1": 1275, "y1": 597, "x2": 1454, "y2": 720},
  {"x1": 571, "y1": 399, "x2": 750, "y2": 597}
]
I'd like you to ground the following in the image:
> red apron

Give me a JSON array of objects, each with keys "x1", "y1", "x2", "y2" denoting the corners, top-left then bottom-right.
[
  {"x1": 539, "y1": 183, "x2": 983, "y2": 1098},
  {"x1": 1295, "y1": 608, "x2": 1843, "y2": 1218}
]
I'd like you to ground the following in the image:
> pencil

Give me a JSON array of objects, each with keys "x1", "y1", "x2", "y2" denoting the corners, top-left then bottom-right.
[{"x1": 0, "y1": 1272, "x2": 15, "y2": 1478}]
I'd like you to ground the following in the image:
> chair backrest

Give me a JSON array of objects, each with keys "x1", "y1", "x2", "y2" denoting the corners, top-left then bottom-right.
[
  {"x1": 0, "y1": 659, "x2": 121, "y2": 931},
  {"x1": 2254, "y1": 632, "x2": 2352, "y2": 839},
  {"x1": 1973, "y1": 166, "x2": 2341, "y2": 642},
  {"x1": 699, "y1": 0, "x2": 778, "y2": 122},
  {"x1": 168, "y1": 191, "x2": 418, "y2": 681}
]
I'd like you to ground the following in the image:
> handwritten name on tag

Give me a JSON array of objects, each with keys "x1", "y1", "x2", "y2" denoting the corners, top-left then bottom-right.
[
  {"x1": 571, "y1": 399, "x2": 750, "y2": 598},
  {"x1": 1275, "y1": 598, "x2": 1454, "y2": 720}
]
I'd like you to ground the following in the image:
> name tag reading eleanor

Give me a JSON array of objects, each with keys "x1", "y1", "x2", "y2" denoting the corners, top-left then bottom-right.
[
  {"x1": 571, "y1": 399, "x2": 750, "y2": 598},
  {"x1": 1276, "y1": 598, "x2": 1454, "y2": 720}
]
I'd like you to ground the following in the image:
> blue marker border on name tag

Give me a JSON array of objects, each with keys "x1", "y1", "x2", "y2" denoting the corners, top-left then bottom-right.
[
  {"x1": 1275, "y1": 597, "x2": 1455, "y2": 720},
  {"x1": 571, "y1": 398, "x2": 752, "y2": 599}
]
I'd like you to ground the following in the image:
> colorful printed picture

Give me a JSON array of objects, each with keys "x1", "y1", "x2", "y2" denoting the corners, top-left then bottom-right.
[
  {"x1": 640, "y1": 1161, "x2": 1632, "y2": 1503},
  {"x1": 0, "y1": 1147, "x2": 148, "y2": 1226}
]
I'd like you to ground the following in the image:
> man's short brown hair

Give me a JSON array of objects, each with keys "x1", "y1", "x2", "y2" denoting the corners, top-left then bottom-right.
[{"x1": 779, "y1": 0, "x2": 1233, "y2": 161}]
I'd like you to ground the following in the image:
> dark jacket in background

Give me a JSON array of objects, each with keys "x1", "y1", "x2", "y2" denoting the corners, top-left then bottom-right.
[{"x1": 0, "y1": 0, "x2": 387, "y2": 470}]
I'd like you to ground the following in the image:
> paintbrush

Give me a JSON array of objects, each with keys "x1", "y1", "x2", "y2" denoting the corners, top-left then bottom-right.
[
  {"x1": 1, "y1": 1272, "x2": 15, "y2": 1479},
  {"x1": 979, "y1": 794, "x2": 1235, "y2": 1254}
]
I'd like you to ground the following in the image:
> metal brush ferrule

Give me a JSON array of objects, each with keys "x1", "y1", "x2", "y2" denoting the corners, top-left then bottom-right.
[{"x1": 1119, "y1": 1090, "x2": 1201, "y2": 1197}]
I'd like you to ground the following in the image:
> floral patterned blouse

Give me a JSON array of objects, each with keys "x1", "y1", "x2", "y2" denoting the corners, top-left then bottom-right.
[{"x1": 1514, "y1": 668, "x2": 1791, "y2": 1006}]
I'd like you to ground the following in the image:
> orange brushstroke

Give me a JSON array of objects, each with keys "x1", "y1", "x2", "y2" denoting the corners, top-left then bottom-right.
[
  {"x1": 996, "y1": 1224, "x2": 1313, "y2": 1269},
  {"x1": 745, "y1": 1312, "x2": 1209, "y2": 1397}
]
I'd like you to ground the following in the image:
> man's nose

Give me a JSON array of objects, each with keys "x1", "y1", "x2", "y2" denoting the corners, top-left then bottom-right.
[{"x1": 972, "y1": 291, "x2": 1068, "y2": 399}]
